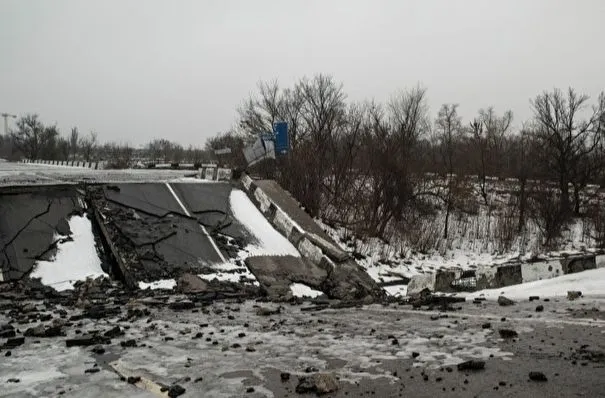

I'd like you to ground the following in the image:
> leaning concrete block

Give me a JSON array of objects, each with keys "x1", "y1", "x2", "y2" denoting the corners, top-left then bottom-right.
[
  {"x1": 297, "y1": 237, "x2": 323, "y2": 266},
  {"x1": 242, "y1": 174, "x2": 253, "y2": 190},
  {"x1": 521, "y1": 259, "x2": 562, "y2": 283},
  {"x1": 254, "y1": 188, "x2": 272, "y2": 213},
  {"x1": 273, "y1": 209, "x2": 295, "y2": 239},
  {"x1": 305, "y1": 232, "x2": 350, "y2": 263}
]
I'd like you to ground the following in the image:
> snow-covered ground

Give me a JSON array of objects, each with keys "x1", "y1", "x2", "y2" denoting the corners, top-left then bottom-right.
[
  {"x1": 138, "y1": 279, "x2": 177, "y2": 290},
  {"x1": 31, "y1": 215, "x2": 106, "y2": 291}
]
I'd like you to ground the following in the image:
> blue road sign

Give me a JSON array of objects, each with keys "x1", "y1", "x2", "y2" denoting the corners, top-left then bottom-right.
[{"x1": 273, "y1": 121, "x2": 289, "y2": 155}]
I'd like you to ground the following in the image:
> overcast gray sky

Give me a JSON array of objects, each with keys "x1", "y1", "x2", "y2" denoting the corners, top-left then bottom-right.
[{"x1": 1, "y1": 0, "x2": 603, "y2": 146}]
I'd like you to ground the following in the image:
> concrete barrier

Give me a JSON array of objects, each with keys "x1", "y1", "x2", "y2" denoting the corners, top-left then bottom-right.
[{"x1": 407, "y1": 253, "x2": 598, "y2": 296}]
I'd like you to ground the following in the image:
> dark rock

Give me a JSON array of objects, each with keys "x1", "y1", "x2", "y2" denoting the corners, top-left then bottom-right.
[
  {"x1": 104, "y1": 326, "x2": 123, "y2": 338},
  {"x1": 127, "y1": 376, "x2": 141, "y2": 384},
  {"x1": 66, "y1": 335, "x2": 109, "y2": 347},
  {"x1": 499, "y1": 329, "x2": 518, "y2": 339},
  {"x1": 411, "y1": 352, "x2": 420, "y2": 358},
  {"x1": 4, "y1": 351, "x2": 11, "y2": 357},
  {"x1": 497, "y1": 296, "x2": 515, "y2": 306},
  {"x1": 3, "y1": 337, "x2": 25, "y2": 348},
  {"x1": 176, "y1": 273, "x2": 209, "y2": 294},
  {"x1": 246, "y1": 387, "x2": 255, "y2": 393},
  {"x1": 499, "y1": 381, "x2": 506, "y2": 386},
  {"x1": 7, "y1": 378, "x2": 20, "y2": 383},
  {"x1": 194, "y1": 377, "x2": 203, "y2": 383},
  {"x1": 281, "y1": 372, "x2": 291, "y2": 381},
  {"x1": 91, "y1": 345, "x2": 105, "y2": 355},
  {"x1": 305, "y1": 366, "x2": 319, "y2": 373},
  {"x1": 120, "y1": 339, "x2": 137, "y2": 348},
  {"x1": 529, "y1": 296, "x2": 540, "y2": 302},
  {"x1": 238, "y1": 332, "x2": 246, "y2": 338},
  {"x1": 391, "y1": 338, "x2": 399, "y2": 345},
  {"x1": 169, "y1": 301, "x2": 195, "y2": 311},
  {"x1": 85, "y1": 368, "x2": 100, "y2": 374},
  {"x1": 567, "y1": 291, "x2": 582, "y2": 301},
  {"x1": 529, "y1": 371, "x2": 547, "y2": 382},
  {"x1": 482, "y1": 322, "x2": 491, "y2": 329},
  {"x1": 168, "y1": 384, "x2": 186, "y2": 397},
  {"x1": 535, "y1": 305, "x2": 544, "y2": 312},
  {"x1": 246, "y1": 346, "x2": 256, "y2": 352},
  {"x1": 192, "y1": 332, "x2": 203, "y2": 339},
  {"x1": 457, "y1": 360, "x2": 485, "y2": 371},
  {"x1": 295, "y1": 373, "x2": 339, "y2": 394}
]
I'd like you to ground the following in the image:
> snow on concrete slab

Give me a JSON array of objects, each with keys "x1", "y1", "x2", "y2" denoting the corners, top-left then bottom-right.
[
  {"x1": 229, "y1": 189, "x2": 300, "y2": 257},
  {"x1": 138, "y1": 279, "x2": 176, "y2": 290},
  {"x1": 289, "y1": 283, "x2": 324, "y2": 298},
  {"x1": 466, "y1": 268, "x2": 605, "y2": 300},
  {"x1": 30, "y1": 215, "x2": 105, "y2": 291}
]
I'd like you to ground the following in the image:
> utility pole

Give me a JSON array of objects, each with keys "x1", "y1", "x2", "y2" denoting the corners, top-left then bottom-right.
[{"x1": 1, "y1": 113, "x2": 17, "y2": 135}]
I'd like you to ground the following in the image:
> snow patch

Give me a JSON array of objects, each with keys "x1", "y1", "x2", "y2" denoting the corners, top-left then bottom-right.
[
  {"x1": 229, "y1": 190, "x2": 299, "y2": 257},
  {"x1": 290, "y1": 283, "x2": 324, "y2": 298},
  {"x1": 138, "y1": 279, "x2": 176, "y2": 290},
  {"x1": 30, "y1": 215, "x2": 105, "y2": 291}
]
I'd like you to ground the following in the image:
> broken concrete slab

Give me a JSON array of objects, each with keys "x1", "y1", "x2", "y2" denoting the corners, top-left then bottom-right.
[
  {"x1": 0, "y1": 185, "x2": 82, "y2": 281},
  {"x1": 245, "y1": 255, "x2": 327, "y2": 299},
  {"x1": 561, "y1": 254, "x2": 596, "y2": 274}
]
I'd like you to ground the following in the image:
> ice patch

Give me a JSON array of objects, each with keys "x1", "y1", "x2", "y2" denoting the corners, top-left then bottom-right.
[
  {"x1": 138, "y1": 279, "x2": 176, "y2": 290},
  {"x1": 229, "y1": 190, "x2": 300, "y2": 257},
  {"x1": 30, "y1": 215, "x2": 105, "y2": 291},
  {"x1": 290, "y1": 283, "x2": 324, "y2": 298}
]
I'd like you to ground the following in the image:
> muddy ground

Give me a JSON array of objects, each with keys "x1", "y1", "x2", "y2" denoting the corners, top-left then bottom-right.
[{"x1": 1, "y1": 279, "x2": 604, "y2": 398}]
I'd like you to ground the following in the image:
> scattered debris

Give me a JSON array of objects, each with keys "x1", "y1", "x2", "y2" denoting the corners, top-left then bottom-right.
[{"x1": 568, "y1": 291, "x2": 582, "y2": 301}]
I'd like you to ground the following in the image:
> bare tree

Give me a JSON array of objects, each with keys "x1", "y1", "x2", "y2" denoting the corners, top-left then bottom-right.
[
  {"x1": 531, "y1": 88, "x2": 605, "y2": 216},
  {"x1": 79, "y1": 131, "x2": 98, "y2": 162},
  {"x1": 434, "y1": 104, "x2": 463, "y2": 239},
  {"x1": 469, "y1": 107, "x2": 513, "y2": 205},
  {"x1": 11, "y1": 114, "x2": 44, "y2": 160},
  {"x1": 69, "y1": 127, "x2": 79, "y2": 160}
]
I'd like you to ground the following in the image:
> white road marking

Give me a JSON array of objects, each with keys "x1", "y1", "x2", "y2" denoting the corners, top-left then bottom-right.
[{"x1": 165, "y1": 182, "x2": 227, "y2": 263}]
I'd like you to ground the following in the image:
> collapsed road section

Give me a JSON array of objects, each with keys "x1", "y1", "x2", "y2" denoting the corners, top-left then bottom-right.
[{"x1": 0, "y1": 179, "x2": 385, "y2": 303}]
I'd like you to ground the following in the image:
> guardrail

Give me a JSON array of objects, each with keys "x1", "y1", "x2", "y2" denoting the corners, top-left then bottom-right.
[{"x1": 21, "y1": 159, "x2": 107, "y2": 169}]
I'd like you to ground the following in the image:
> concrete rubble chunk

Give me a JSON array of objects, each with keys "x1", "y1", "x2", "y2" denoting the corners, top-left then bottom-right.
[
  {"x1": 176, "y1": 273, "x2": 209, "y2": 294},
  {"x1": 497, "y1": 296, "x2": 515, "y2": 306}
]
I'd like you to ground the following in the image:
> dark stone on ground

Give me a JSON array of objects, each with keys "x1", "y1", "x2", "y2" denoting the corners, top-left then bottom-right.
[
  {"x1": 482, "y1": 322, "x2": 491, "y2": 329},
  {"x1": 194, "y1": 377, "x2": 203, "y2": 383},
  {"x1": 412, "y1": 352, "x2": 420, "y2": 358},
  {"x1": 66, "y1": 335, "x2": 110, "y2": 347},
  {"x1": 7, "y1": 378, "x2": 20, "y2": 383},
  {"x1": 120, "y1": 339, "x2": 137, "y2": 348},
  {"x1": 498, "y1": 296, "x2": 515, "y2": 306},
  {"x1": 104, "y1": 326, "x2": 123, "y2": 338},
  {"x1": 529, "y1": 371, "x2": 548, "y2": 382},
  {"x1": 499, "y1": 329, "x2": 519, "y2": 339},
  {"x1": 457, "y1": 360, "x2": 486, "y2": 371},
  {"x1": 246, "y1": 387, "x2": 255, "y2": 393},
  {"x1": 127, "y1": 376, "x2": 141, "y2": 384},
  {"x1": 281, "y1": 372, "x2": 290, "y2": 381},
  {"x1": 536, "y1": 305, "x2": 544, "y2": 312},
  {"x1": 0, "y1": 329, "x2": 16, "y2": 338},
  {"x1": 529, "y1": 296, "x2": 540, "y2": 301},
  {"x1": 5, "y1": 351, "x2": 11, "y2": 357},
  {"x1": 169, "y1": 301, "x2": 195, "y2": 311},
  {"x1": 91, "y1": 345, "x2": 105, "y2": 355},
  {"x1": 85, "y1": 368, "x2": 100, "y2": 374},
  {"x1": 168, "y1": 384, "x2": 186, "y2": 397},
  {"x1": 3, "y1": 337, "x2": 25, "y2": 348}
]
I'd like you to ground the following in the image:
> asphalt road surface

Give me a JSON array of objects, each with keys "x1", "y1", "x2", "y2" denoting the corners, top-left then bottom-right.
[{"x1": 2, "y1": 294, "x2": 604, "y2": 397}]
